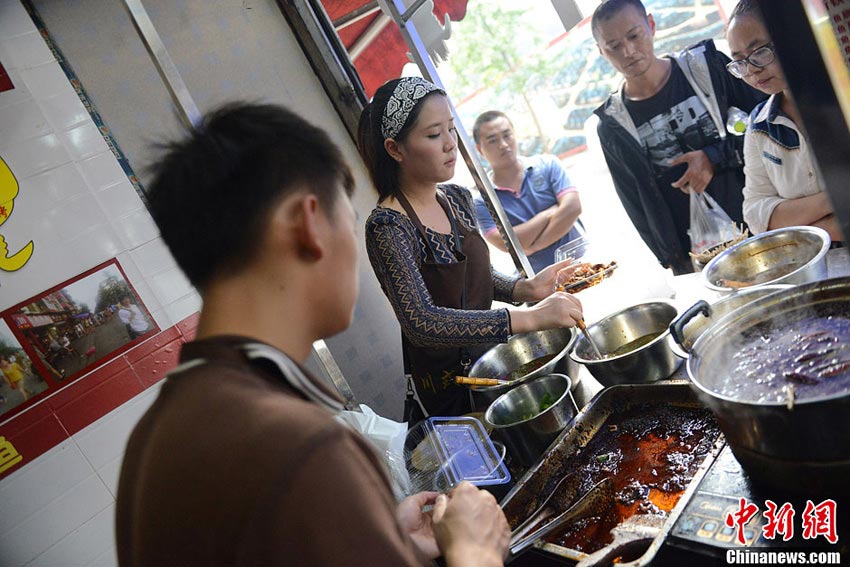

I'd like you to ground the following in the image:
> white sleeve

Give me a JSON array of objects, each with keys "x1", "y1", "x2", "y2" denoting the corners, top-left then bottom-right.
[{"x1": 742, "y1": 130, "x2": 784, "y2": 234}]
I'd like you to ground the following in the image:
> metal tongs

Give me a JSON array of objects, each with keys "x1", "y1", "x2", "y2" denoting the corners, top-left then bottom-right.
[{"x1": 509, "y1": 476, "x2": 614, "y2": 557}]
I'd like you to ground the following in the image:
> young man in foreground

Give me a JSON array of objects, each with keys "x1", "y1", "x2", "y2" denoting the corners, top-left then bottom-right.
[{"x1": 115, "y1": 103, "x2": 509, "y2": 566}]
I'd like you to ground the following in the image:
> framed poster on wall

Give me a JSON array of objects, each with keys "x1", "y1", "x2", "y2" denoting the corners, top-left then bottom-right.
[{"x1": 0, "y1": 258, "x2": 158, "y2": 421}]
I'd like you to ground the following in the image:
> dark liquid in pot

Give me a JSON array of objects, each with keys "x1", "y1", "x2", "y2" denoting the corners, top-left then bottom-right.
[
  {"x1": 502, "y1": 353, "x2": 557, "y2": 381},
  {"x1": 713, "y1": 304, "x2": 850, "y2": 403},
  {"x1": 602, "y1": 331, "x2": 663, "y2": 359}
]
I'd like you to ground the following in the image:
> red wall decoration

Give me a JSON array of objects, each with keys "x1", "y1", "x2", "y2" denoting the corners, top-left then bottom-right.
[
  {"x1": 0, "y1": 259, "x2": 158, "y2": 423},
  {"x1": 0, "y1": 62, "x2": 13, "y2": 93}
]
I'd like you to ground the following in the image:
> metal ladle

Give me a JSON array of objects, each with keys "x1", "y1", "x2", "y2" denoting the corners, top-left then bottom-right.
[
  {"x1": 555, "y1": 277, "x2": 605, "y2": 361},
  {"x1": 577, "y1": 319, "x2": 604, "y2": 361}
]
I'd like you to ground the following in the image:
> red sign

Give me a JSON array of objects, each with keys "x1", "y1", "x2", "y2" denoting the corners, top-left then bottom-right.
[
  {"x1": 802, "y1": 499, "x2": 839, "y2": 544},
  {"x1": 725, "y1": 497, "x2": 840, "y2": 545},
  {"x1": 726, "y1": 497, "x2": 760, "y2": 545},
  {"x1": 0, "y1": 61, "x2": 13, "y2": 93},
  {"x1": 10, "y1": 313, "x2": 56, "y2": 329},
  {"x1": 763, "y1": 500, "x2": 795, "y2": 541}
]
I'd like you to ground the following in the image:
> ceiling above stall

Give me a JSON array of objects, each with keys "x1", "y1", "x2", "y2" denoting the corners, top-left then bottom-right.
[{"x1": 322, "y1": 0, "x2": 469, "y2": 97}]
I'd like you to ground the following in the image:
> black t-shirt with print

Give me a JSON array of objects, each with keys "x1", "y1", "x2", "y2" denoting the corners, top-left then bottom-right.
[{"x1": 624, "y1": 60, "x2": 722, "y2": 255}]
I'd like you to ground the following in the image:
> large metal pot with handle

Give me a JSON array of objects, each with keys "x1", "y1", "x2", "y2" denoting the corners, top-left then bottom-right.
[
  {"x1": 681, "y1": 276, "x2": 850, "y2": 494},
  {"x1": 668, "y1": 284, "x2": 793, "y2": 359}
]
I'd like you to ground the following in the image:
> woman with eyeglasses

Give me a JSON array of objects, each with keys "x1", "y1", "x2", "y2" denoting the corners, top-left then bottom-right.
[
  {"x1": 358, "y1": 77, "x2": 584, "y2": 418},
  {"x1": 726, "y1": 0, "x2": 843, "y2": 241}
]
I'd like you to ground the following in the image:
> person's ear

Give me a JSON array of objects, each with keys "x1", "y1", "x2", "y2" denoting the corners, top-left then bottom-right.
[
  {"x1": 271, "y1": 193, "x2": 325, "y2": 262},
  {"x1": 647, "y1": 13, "x2": 656, "y2": 36},
  {"x1": 384, "y1": 138, "x2": 404, "y2": 163},
  {"x1": 294, "y1": 194, "x2": 326, "y2": 262}
]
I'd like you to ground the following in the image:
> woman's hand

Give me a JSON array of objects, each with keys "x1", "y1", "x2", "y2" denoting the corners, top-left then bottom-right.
[
  {"x1": 513, "y1": 258, "x2": 578, "y2": 303},
  {"x1": 396, "y1": 491, "x2": 441, "y2": 559},
  {"x1": 508, "y1": 291, "x2": 583, "y2": 334}
]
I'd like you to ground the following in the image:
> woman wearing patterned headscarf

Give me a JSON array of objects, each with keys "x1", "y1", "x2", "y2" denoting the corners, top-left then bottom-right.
[{"x1": 359, "y1": 77, "x2": 584, "y2": 417}]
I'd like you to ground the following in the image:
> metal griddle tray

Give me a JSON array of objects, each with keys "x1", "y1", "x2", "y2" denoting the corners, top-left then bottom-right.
[{"x1": 499, "y1": 380, "x2": 726, "y2": 565}]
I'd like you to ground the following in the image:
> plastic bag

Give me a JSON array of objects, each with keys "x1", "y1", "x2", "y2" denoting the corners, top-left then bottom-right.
[
  {"x1": 688, "y1": 191, "x2": 739, "y2": 254},
  {"x1": 335, "y1": 404, "x2": 411, "y2": 500}
]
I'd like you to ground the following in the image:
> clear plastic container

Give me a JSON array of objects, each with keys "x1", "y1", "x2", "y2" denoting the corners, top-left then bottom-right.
[
  {"x1": 404, "y1": 416, "x2": 510, "y2": 494},
  {"x1": 555, "y1": 235, "x2": 590, "y2": 263}
]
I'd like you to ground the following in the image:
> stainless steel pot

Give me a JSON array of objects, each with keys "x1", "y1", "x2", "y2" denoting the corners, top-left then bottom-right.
[
  {"x1": 684, "y1": 277, "x2": 850, "y2": 493},
  {"x1": 468, "y1": 328, "x2": 578, "y2": 410},
  {"x1": 484, "y1": 374, "x2": 577, "y2": 467},
  {"x1": 569, "y1": 301, "x2": 682, "y2": 386},
  {"x1": 668, "y1": 284, "x2": 793, "y2": 359},
  {"x1": 702, "y1": 226, "x2": 830, "y2": 293}
]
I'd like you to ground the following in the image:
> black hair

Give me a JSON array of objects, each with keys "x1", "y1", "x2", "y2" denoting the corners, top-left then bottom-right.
[
  {"x1": 728, "y1": 0, "x2": 764, "y2": 26},
  {"x1": 472, "y1": 110, "x2": 512, "y2": 144},
  {"x1": 591, "y1": 0, "x2": 648, "y2": 39},
  {"x1": 146, "y1": 102, "x2": 354, "y2": 291},
  {"x1": 357, "y1": 78, "x2": 446, "y2": 203}
]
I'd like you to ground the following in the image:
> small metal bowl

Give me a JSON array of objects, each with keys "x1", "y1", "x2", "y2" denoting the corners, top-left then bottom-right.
[
  {"x1": 702, "y1": 226, "x2": 830, "y2": 294},
  {"x1": 484, "y1": 374, "x2": 577, "y2": 467},
  {"x1": 570, "y1": 300, "x2": 681, "y2": 387},
  {"x1": 468, "y1": 328, "x2": 579, "y2": 410}
]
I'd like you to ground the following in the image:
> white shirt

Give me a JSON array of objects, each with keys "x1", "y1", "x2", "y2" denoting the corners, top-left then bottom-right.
[
  {"x1": 118, "y1": 303, "x2": 149, "y2": 333},
  {"x1": 742, "y1": 94, "x2": 824, "y2": 234}
]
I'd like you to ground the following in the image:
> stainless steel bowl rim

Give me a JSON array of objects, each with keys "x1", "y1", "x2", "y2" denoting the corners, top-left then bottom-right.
[
  {"x1": 470, "y1": 330, "x2": 576, "y2": 392},
  {"x1": 484, "y1": 374, "x2": 573, "y2": 429},
  {"x1": 569, "y1": 299, "x2": 677, "y2": 364},
  {"x1": 687, "y1": 276, "x2": 850, "y2": 406},
  {"x1": 701, "y1": 226, "x2": 830, "y2": 293}
]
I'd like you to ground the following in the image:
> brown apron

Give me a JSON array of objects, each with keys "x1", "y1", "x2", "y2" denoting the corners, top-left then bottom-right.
[{"x1": 397, "y1": 190, "x2": 495, "y2": 417}]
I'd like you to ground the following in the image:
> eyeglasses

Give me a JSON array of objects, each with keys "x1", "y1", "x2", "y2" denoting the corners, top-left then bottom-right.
[{"x1": 726, "y1": 44, "x2": 776, "y2": 78}]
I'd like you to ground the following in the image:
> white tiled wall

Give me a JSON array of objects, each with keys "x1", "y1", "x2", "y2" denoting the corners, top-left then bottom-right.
[
  {"x1": 0, "y1": 384, "x2": 162, "y2": 567},
  {"x1": 31, "y1": 0, "x2": 408, "y2": 417},
  {"x1": 0, "y1": 0, "x2": 198, "y2": 564},
  {"x1": 0, "y1": 0, "x2": 199, "y2": 332},
  {"x1": 1, "y1": 0, "x2": 410, "y2": 564}
]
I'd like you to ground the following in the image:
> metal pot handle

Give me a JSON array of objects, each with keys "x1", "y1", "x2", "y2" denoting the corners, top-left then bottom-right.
[{"x1": 669, "y1": 300, "x2": 711, "y2": 354}]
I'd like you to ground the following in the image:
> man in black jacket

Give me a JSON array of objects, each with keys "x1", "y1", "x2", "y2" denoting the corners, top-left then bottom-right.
[{"x1": 592, "y1": 0, "x2": 765, "y2": 274}]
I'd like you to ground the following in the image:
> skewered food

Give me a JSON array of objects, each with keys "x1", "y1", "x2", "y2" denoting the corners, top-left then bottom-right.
[
  {"x1": 689, "y1": 227, "x2": 750, "y2": 268},
  {"x1": 556, "y1": 261, "x2": 617, "y2": 293}
]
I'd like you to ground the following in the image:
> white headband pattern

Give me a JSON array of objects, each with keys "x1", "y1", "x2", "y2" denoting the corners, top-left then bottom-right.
[{"x1": 381, "y1": 77, "x2": 442, "y2": 140}]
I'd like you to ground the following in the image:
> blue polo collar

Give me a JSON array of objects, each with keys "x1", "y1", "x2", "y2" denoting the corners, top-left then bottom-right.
[{"x1": 492, "y1": 160, "x2": 533, "y2": 197}]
